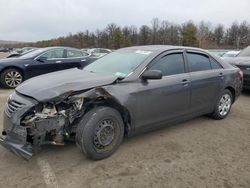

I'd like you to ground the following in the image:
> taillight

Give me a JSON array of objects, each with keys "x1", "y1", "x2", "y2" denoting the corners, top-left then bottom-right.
[{"x1": 239, "y1": 70, "x2": 243, "y2": 81}]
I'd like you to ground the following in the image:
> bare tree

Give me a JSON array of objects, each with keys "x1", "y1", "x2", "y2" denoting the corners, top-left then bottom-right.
[
  {"x1": 213, "y1": 24, "x2": 224, "y2": 46},
  {"x1": 139, "y1": 25, "x2": 151, "y2": 45},
  {"x1": 197, "y1": 21, "x2": 211, "y2": 48},
  {"x1": 151, "y1": 18, "x2": 160, "y2": 44}
]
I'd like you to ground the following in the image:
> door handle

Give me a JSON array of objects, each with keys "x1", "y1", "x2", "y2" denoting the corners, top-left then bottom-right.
[
  {"x1": 81, "y1": 59, "x2": 86, "y2": 62},
  {"x1": 219, "y1": 72, "x2": 224, "y2": 79},
  {"x1": 181, "y1": 79, "x2": 189, "y2": 86},
  {"x1": 56, "y1": 61, "x2": 62, "y2": 63}
]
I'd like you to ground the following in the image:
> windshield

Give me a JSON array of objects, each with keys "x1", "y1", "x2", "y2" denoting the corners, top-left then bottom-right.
[
  {"x1": 85, "y1": 50, "x2": 152, "y2": 77},
  {"x1": 237, "y1": 46, "x2": 250, "y2": 57},
  {"x1": 19, "y1": 48, "x2": 47, "y2": 59}
]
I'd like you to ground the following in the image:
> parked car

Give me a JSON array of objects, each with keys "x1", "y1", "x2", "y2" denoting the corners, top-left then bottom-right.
[
  {"x1": 221, "y1": 50, "x2": 240, "y2": 58},
  {"x1": 207, "y1": 49, "x2": 229, "y2": 57},
  {"x1": 223, "y1": 46, "x2": 250, "y2": 89},
  {"x1": 7, "y1": 48, "x2": 38, "y2": 58},
  {"x1": 0, "y1": 45, "x2": 242, "y2": 160},
  {"x1": 88, "y1": 48, "x2": 112, "y2": 58},
  {"x1": 81, "y1": 48, "x2": 91, "y2": 52},
  {"x1": 0, "y1": 46, "x2": 93, "y2": 88},
  {"x1": 0, "y1": 48, "x2": 11, "y2": 52}
]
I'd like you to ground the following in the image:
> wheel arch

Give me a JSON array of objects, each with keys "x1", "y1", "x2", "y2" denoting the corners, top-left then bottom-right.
[
  {"x1": 0, "y1": 66, "x2": 25, "y2": 80},
  {"x1": 80, "y1": 88, "x2": 133, "y2": 136},
  {"x1": 225, "y1": 86, "x2": 235, "y2": 103},
  {"x1": 87, "y1": 98, "x2": 132, "y2": 136}
]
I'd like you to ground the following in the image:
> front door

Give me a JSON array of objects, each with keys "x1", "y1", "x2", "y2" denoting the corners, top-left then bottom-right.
[{"x1": 135, "y1": 51, "x2": 191, "y2": 128}]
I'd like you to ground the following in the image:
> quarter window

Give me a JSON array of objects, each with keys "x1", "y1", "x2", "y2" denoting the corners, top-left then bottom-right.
[
  {"x1": 149, "y1": 53, "x2": 185, "y2": 76},
  {"x1": 40, "y1": 49, "x2": 64, "y2": 59},
  {"x1": 187, "y1": 53, "x2": 211, "y2": 72},
  {"x1": 210, "y1": 58, "x2": 223, "y2": 69}
]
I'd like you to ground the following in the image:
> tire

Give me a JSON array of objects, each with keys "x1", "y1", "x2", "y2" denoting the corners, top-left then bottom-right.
[
  {"x1": 210, "y1": 89, "x2": 233, "y2": 120},
  {"x1": 0, "y1": 68, "x2": 23, "y2": 88},
  {"x1": 76, "y1": 106, "x2": 124, "y2": 160}
]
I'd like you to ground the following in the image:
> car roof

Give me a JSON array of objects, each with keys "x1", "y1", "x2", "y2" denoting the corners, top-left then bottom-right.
[
  {"x1": 119, "y1": 45, "x2": 208, "y2": 53},
  {"x1": 40, "y1": 46, "x2": 81, "y2": 51}
]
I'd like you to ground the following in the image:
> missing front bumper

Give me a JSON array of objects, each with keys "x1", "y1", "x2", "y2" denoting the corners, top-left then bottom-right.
[
  {"x1": 0, "y1": 122, "x2": 32, "y2": 160},
  {"x1": 0, "y1": 136, "x2": 33, "y2": 160}
]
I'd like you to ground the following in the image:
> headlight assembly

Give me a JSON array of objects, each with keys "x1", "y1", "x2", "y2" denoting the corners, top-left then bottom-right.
[{"x1": 72, "y1": 97, "x2": 84, "y2": 110}]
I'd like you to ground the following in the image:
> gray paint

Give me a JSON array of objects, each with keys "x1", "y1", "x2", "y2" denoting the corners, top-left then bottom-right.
[{"x1": 0, "y1": 45, "x2": 243, "y2": 159}]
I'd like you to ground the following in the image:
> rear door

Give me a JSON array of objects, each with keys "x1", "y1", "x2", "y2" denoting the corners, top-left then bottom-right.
[
  {"x1": 59, "y1": 49, "x2": 90, "y2": 70},
  {"x1": 135, "y1": 51, "x2": 191, "y2": 128},
  {"x1": 185, "y1": 51, "x2": 224, "y2": 113}
]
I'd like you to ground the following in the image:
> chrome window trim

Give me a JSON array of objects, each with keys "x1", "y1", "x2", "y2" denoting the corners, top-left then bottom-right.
[
  {"x1": 34, "y1": 48, "x2": 90, "y2": 61},
  {"x1": 34, "y1": 48, "x2": 64, "y2": 61}
]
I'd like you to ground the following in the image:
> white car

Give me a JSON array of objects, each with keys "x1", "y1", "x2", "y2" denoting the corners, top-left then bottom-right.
[
  {"x1": 88, "y1": 48, "x2": 112, "y2": 58},
  {"x1": 221, "y1": 50, "x2": 240, "y2": 58}
]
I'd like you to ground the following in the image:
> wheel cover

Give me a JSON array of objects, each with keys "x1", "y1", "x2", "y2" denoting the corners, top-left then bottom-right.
[
  {"x1": 94, "y1": 119, "x2": 115, "y2": 150},
  {"x1": 5, "y1": 71, "x2": 22, "y2": 87},
  {"x1": 218, "y1": 94, "x2": 231, "y2": 116}
]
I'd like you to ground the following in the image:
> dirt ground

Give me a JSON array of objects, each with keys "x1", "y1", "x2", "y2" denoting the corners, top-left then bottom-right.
[
  {"x1": 0, "y1": 53, "x2": 249, "y2": 188},
  {"x1": 0, "y1": 52, "x2": 8, "y2": 59}
]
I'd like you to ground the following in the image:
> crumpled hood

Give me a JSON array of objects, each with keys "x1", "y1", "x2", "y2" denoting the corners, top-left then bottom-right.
[
  {"x1": 16, "y1": 68, "x2": 118, "y2": 101},
  {"x1": 223, "y1": 57, "x2": 250, "y2": 66}
]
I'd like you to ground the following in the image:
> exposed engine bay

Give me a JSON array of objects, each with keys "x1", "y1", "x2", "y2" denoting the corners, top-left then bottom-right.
[{"x1": 21, "y1": 97, "x2": 85, "y2": 146}]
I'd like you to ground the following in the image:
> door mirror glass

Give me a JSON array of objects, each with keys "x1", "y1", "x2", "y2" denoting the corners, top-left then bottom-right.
[{"x1": 141, "y1": 70, "x2": 162, "y2": 80}]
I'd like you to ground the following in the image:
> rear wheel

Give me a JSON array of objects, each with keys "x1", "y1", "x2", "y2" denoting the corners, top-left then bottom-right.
[
  {"x1": 211, "y1": 89, "x2": 233, "y2": 120},
  {"x1": 0, "y1": 68, "x2": 23, "y2": 88},
  {"x1": 76, "y1": 106, "x2": 124, "y2": 160}
]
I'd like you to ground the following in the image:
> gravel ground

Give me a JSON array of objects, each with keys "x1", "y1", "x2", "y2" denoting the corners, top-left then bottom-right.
[
  {"x1": 0, "y1": 90, "x2": 249, "y2": 188},
  {"x1": 0, "y1": 53, "x2": 249, "y2": 188}
]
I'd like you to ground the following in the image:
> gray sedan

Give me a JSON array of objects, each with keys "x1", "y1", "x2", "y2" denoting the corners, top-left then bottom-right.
[{"x1": 0, "y1": 45, "x2": 243, "y2": 160}]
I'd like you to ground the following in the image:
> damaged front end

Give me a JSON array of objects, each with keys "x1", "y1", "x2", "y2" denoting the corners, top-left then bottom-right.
[
  {"x1": 1, "y1": 86, "x2": 130, "y2": 160},
  {"x1": 0, "y1": 91, "x2": 86, "y2": 160},
  {"x1": 21, "y1": 96, "x2": 85, "y2": 146}
]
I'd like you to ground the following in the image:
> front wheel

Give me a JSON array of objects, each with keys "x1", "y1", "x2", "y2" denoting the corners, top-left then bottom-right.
[
  {"x1": 0, "y1": 68, "x2": 23, "y2": 88},
  {"x1": 211, "y1": 89, "x2": 233, "y2": 120},
  {"x1": 76, "y1": 106, "x2": 124, "y2": 160}
]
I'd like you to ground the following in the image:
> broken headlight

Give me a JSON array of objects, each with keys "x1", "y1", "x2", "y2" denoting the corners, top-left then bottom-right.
[{"x1": 68, "y1": 96, "x2": 84, "y2": 111}]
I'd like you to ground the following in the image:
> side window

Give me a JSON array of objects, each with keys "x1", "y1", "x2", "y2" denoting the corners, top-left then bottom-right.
[
  {"x1": 149, "y1": 53, "x2": 185, "y2": 76},
  {"x1": 41, "y1": 49, "x2": 64, "y2": 59},
  {"x1": 187, "y1": 53, "x2": 211, "y2": 72},
  {"x1": 210, "y1": 58, "x2": 223, "y2": 69},
  {"x1": 66, "y1": 49, "x2": 83, "y2": 58}
]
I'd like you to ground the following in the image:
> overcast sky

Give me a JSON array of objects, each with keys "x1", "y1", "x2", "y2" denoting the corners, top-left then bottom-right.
[{"x1": 0, "y1": 0, "x2": 249, "y2": 42}]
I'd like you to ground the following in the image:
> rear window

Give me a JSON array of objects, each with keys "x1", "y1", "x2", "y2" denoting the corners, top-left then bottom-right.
[
  {"x1": 187, "y1": 53, "x2": 211, "y2": 72},
  {"x1": 67, "y1": 49, "x2": 83, "y2": 58}
]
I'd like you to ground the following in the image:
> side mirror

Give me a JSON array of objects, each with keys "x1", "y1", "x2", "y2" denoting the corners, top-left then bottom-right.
[
  {"x1": 36, "y1": 56, "x2": 47, "y2": 62},
  {"x1": 141, "y1": 70, "x2": 162, "y2": 80}
]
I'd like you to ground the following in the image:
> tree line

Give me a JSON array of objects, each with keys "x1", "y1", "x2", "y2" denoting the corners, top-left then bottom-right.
[{"x1": 9, "y1": 18, "x2": 250, "y2": 49}]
